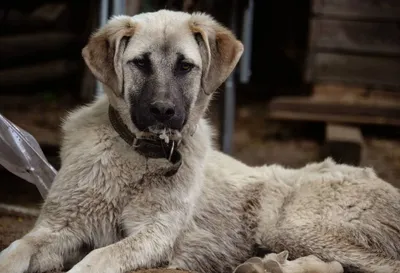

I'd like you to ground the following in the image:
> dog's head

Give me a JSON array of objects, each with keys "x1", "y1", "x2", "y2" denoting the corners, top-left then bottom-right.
[{"x1": 82, "y1": 10, "x2": 243, "y2": 137}]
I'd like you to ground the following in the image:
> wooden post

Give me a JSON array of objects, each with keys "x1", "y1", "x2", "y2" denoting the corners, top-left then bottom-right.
[
  {"x1": 126, "y1": 0, "x2": 142, "y2": 16},
  {"x1": 322, "y1": 123, "x2": 363, "y2": 166}
]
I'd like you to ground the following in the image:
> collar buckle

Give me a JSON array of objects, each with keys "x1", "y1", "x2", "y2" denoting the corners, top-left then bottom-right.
[{"x1": 168, "y1": 141, "x2": 175, "y2": 161}]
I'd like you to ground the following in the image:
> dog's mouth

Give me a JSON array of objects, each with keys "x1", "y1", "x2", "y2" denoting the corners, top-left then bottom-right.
[{"x1": 136, "y1": 125, "x2": 182, "y2": 144}]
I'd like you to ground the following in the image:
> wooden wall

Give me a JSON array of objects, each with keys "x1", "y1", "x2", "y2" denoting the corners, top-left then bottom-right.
[{"x1": 306, "y1": 0, "x2": 400, "y2": 90}]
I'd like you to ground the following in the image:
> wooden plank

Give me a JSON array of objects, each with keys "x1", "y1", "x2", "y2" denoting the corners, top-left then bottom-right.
[
  {"x1": 30, "y1": 3, "x2": 67, "y2": 22},
  {"x1": 268, "y1": 96, "x2": 400, "y2": 118},
  {"x1": 0, "y1": 60, "x2": 79, "y2": 87},
  {"x1": 322, "y1": 123, "x2": 363, "y2": 165},
  {"x1": 309, "y1": 19, "x2": 400, "y2": 55},
  {"x1": 306, "y1": 53, "x2": 400, "y2": 88},
  {"x1": 0, "y1": 9, "x2": 48, "y2": 34},
  {"x1": 1, "y1": 4, "x2": 68, "y2": 34},
  {"x1": 0, "y1": 32, "x2": 76, "y2": 61},
  {"x1": 312, "y1": 0, "x2": 400, "y2": 20},
  {"x1": 266, "y1": 96, "x2": 400, "y2": 126},
  {"x1": 267, "y1": 110, "x2": 400, "y2": 126},
  {"x1": 313, "y1": 84, "x2": 400, "y2": 104}
]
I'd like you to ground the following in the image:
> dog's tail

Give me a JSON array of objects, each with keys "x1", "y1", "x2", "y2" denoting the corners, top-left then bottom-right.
[
  {"x1": 271, "y1": 227, "x2": 400, "y2": 273},
  {"x1": 302, "y1": 231, "x2": 400, "y2": 273},
  {"x1": 326, "y1": 219, "x2": 400, "y2": 272},
  {"x1": 331, "y1": 249, "x2": 400, "y2": 273}
]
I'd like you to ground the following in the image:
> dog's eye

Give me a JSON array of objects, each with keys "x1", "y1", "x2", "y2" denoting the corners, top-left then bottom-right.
[
  {"x1": 130, "y1": 56, "x2": 152, "y2": 74},
  {"x1": 178, "y1": 62, "x2": 194, "y2": 73},
  {"x1": 133, "y1": 58, "x2": 146, "y2": 68}
]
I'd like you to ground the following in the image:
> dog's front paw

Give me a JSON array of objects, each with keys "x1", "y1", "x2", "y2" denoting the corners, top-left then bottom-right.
[
  {"x1": 67, "y1": 247, "x2": 121, "y2": 273},
  {"x1": 233, "y1": 257, "x2": 265, "y2": 273},
  {"x1": 0, "y1": 240, "x2": 33, "y2": 273}
]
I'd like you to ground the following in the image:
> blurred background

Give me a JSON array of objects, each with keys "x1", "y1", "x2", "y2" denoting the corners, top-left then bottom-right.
[{"x1": 0, "y1": 0, "x2": 399, "y2": 250}]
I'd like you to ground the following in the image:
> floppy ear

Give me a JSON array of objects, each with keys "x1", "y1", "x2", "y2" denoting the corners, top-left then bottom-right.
[
  {"x1": 82, "y1": 15, "x2": 136, "y2": 95},
  {"x1": 189, "y1": 13, "x2": 244, "y2": 94}
]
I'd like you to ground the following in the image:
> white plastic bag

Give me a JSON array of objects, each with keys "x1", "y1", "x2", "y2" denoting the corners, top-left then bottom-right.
[{"x1": 0, "y1": 113, "x2": 56, "y2": 198}]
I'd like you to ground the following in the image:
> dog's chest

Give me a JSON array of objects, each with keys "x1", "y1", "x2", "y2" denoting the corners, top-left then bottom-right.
[
  {"x1": 118, "y1": 172, "x2": 198, "y2": 238},
  {"x1": 85, "y1": 159, "x2": 179, "y2": 245},
  {"x1": 83, "y1": 138, "x2": 198, "y2": 239}
]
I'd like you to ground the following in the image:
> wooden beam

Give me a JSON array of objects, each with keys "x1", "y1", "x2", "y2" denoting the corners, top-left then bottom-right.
[
  {"x1": 0, "y1": 32, "x2": 76, "y2": 61},
  {"x1": 1, "y1": 4, "x2": 67, "y2": 34},
  {"x1": 266, "y1": 95, "x2": 400, "y2": 126},
  {"x1": 309, "y1": 19, "x2": 400, "y2": 56},
  {"x1": 312, "y1": 84, "x2": 400, "y2": 103},
  {"x1": 322, "y1": 123, "x2": 363, "y2": 166},
  {"x1": 312, "y1": 0, "x2": 400, "y2": 20},
  {"x1": 305, "y1": 53, "x2": 400, "y2": 89},
  {"x1": 0, "y1": 60, "x2": 79, "y2": 87}
]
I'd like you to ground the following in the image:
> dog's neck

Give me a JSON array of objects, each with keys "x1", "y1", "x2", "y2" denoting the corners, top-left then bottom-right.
[{"x1": 108, "y1": 105, "x2": 182, "y2": 177}]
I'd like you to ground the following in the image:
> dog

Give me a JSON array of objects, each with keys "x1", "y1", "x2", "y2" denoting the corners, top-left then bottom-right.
[{"x1": 1, "y1": 9, "x2": 400, "y2": 273}]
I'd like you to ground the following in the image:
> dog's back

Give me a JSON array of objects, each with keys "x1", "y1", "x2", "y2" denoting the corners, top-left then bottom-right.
[{"x1": 251, "y1": 160, "x2": 400, "y2": 272}]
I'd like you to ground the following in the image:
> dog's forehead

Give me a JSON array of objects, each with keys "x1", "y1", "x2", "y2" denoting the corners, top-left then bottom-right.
[{"x1": 124, "y1": 11, "x2": 201, "y2": 64}]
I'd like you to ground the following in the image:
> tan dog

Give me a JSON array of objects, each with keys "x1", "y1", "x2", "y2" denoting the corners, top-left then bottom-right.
[{"x1": 1, "y1": 9, "x2": 400, "y2": 273}]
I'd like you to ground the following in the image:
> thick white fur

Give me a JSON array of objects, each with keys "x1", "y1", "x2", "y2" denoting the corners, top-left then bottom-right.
[{"x1": 1, "y1": 10, "x2": 400, "y2": 273}]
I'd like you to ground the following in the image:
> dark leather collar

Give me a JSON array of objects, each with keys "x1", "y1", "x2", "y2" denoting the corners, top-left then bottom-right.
[{"x1": 108, "y1": 105, "x2": 182, "y2": 177}]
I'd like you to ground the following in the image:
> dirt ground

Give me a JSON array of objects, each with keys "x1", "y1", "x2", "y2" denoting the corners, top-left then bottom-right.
[
  {"x1": 0, "y1": 214, "x2": 36, "y2": 250},
  {"x1": 0, "y1": 95, "x2": 399, "y2": 272}
]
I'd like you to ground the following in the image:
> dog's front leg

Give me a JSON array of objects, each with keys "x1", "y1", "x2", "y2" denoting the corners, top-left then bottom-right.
[
  {"x1": 0, "y1": 225, "x2": 82, "y2": 273},
  {"x1": 67, "y1": 210, "x2": 184, "y2": 273}
]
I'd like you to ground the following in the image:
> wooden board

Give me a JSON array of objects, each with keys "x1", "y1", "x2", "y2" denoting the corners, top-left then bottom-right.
[
  {"x1": 312, "y1": 0, "x2": 400, "y2": 20},
  {"x1": 1, "y1": 4, "x2": 68, "y2": 35},
  {"x1": 305, "y1": 53, "x2": 400, "y2": 88},
  {"x1": 309, "y1": 19, "x2": 400, "y2": 55},
  {"x1": 312, "y1": 84, "x2": 400, "y2": 104},
  {"x1": 0, "y1": 32, "x2": 76, "y2": 61},
  {"x1": 0, "y1": 60, "x2": 79, "y2": 87},
  {"x1": 266, "y1": 95, "x2": 400, "y2": 126}
]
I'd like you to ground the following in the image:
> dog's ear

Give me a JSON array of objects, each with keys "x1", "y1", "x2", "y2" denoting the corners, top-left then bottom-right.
[
  {"x1": 190, "y1": 13, "x2": 243, "y2": 94},
  {"x1": 82, "y1": 16, "x2": 136, "y2": 95},
  {"x1": 276, "y1": 250, "x2": 289, "y2": 264}
]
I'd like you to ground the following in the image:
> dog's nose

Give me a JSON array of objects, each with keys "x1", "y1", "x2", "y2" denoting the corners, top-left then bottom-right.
[{"x1": 150, "y1": 101, "x2": 176, "y2": 122}]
